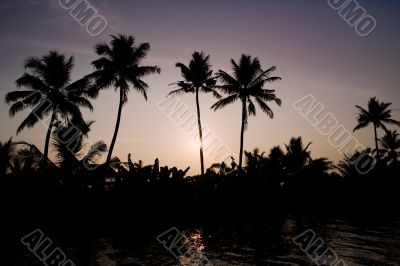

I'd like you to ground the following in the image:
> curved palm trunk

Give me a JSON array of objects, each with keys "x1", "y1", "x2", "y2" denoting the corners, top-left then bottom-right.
[
  {"x1": 373, "y1": 123, "x2": 380, "y2": 160},
  {"x1": 107, "y1": 88, "x2": 124, "y2": 164},
  {"x1": 43, "y1": 112, "x2": 56, "y2": 167},
  {"x1": 196, "y1": 88, "x2": 205, "y2": 175},
  {"x1": 239, "y1": 99, "x2": 246, "y2": 169}
]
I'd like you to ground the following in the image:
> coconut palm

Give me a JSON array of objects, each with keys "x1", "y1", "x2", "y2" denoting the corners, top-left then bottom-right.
[
  {"x1": 5, "y1": 51, "x2": 93, "y2": 165},
  {"x1": 268, "y1": 146, "x2": 285, "y2": 166},
  {"x1": 0, "y1": 138, "x2": 16, "y2": 176},
  {"x1": 53, "y1": 120, "x2": 107, "y2": 174},
  {"x1": 353, "y1": 97, "x2": 400, "y2": 160},
  {"x1": 284, "y1": 137, "x2": 312, "y2": 175},
  {"x1": 88, "y1": 34, "x2": 160, "y2": 164},
  {"x1": 244, "y1": 148, "x2": 266, "y2": 173},
  {"x1": 379, "y1": 130, "x2": 400, "y2": 164},
  {"x1": 337, "y1": 149, "x2": 373, "y2": 178},
  {"x1": 304, "y1": 157, "x2": 333, "y2": 175},
  {"x1": 12, "y1": 142, "x2": 44, "y2": 175},
  {"x1": 168, "y1": 51, "x2": 220, "y2": 175},
  {"x1": 212, "y1": 55, "x2": 281, "y2": 168}
]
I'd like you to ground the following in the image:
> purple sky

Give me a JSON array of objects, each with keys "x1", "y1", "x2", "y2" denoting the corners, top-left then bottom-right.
[{"x1": 1, "y1": 0, "x2": 399, "y2": 174}]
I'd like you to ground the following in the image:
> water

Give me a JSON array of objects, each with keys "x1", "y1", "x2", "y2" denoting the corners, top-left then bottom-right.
[{"x1": 16, "y1": 215, "x2": 400, "y2": 265}]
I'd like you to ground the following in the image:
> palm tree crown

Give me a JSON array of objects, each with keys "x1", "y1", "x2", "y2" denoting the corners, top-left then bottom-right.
[
  {"x1": 169, "y1": 51, "x2": 219, "y2": 98},
  {"x1": 0, "y1": 138, "x2": 15, "y2": 176},
  {"x1": 212, "y1": 54, "x2": 281, "y2": 168},
  {"x1": 5, "y1": 51, "x2": 94, "y2": 164},
  {"x1": 53, "y1": 121, "x2": 107, "y2": 173},
  {"x1": 354, "y1": 97, "x2": 400, "y2": 160},
  {"x1": 169, "y1": 51, "x2": 220, "y2": 175},
  {"x1": 88, "y1": 34, "x2": 161, "y2": 164},
  {"x1": 379, "y1": 130, "x2": 400, "y2": 163},
  {"x1": 284, "y1": 137, "x2": 312, "y2": 174}
]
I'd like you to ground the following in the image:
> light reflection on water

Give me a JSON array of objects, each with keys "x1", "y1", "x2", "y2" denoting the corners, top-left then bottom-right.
[
  {"x1": 188, "y1": 229, "x2": 205, "y2": 252},
  {"x1": 16, "y1": 215, "x2": 400, "y2": 266}
]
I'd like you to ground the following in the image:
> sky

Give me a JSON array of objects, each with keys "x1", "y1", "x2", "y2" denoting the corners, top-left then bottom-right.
[{"x1": 0, "y1": 0, "x2": 399, "y2": 175}]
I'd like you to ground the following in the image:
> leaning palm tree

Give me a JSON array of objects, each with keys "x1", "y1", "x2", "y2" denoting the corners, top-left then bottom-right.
[
  {"x1": 212, "y1": 55, "x2": 281, "y2": 168},
  {"x1": 168, "y1": 51, "x2": 220, "y2": 175},
  {"x1": 379, "y1": 130, "x2": 400, "y2": 164},
  {"x1": 5, "y1": 51, "x2": 93, "y2": 165},
  {"x1": 88, "y1": 34, "x2": 160, "y2": 164},
  {"x1": 353, "y1": 97, "x2": 400, "y2": 160}
]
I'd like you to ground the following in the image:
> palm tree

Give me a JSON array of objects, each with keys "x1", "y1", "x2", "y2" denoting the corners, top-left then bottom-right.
[
  {"x1": 88, "y1": 34, "x2": 160, "y2": 164},
  {"x1": 12, "y1": 142, "x2": 44, "y2": 176},
  {"x1": 268, "y1": 146, "x2": 285, "y2": 166},
  {"x1": 53, "y1": 121, "x2": 107, "y2": 174},
  {"x1": 379, "y1": 130, "x2": 400, "y2": 164},
  {"x1": 337, "y1": 149, "x2": 373, "y2": 178},
  {"x1": 304, "y1": 158, "x2": 333, "y2": 175},
  {"x1": 244, "y1": 148, "x2": 266, "y2": 173},
  {"x1": 5, "y1": 51, "x2": 93, "y2": 165},
  {"x1": 168, "y1": 51, "x2": 220, "y2": 175},
  {"x1": 0, "y1": 138, "x2": 15, "y2": 176},
  {"x1": 284, "y1": 137, "x2": 312, "y2": 175},
  {"x1": 212, "y1": 55, "x2": 281, "y2": 168},
  {"x1": 353, "y1": 97, "x2": 400, "y2": 160}
]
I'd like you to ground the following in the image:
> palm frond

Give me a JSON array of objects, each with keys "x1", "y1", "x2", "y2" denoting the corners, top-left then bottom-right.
[
  {"x1": 248, "y1": 98, "x2": 256, "y2": 116},
  {"x1": 216, "y1": 70, "x2": 241, "y2": 89},
  {"x1": 254, "y1": 97, "x2": 274, "y2": 118},
  {"x1": 5, "y1": 90, "x2": 37, "y2": 104},
  {"x1": 382, "y1": 118, "x2": 400, "y2": 127},
  {"x1": 353, "y1": 121, "x2": 370, "y2": 132},
  {"x1": 211, "y1": 95, "x2": 239, "y2": 111},
  {"x1": 82, "y1": 141, "x2": 107, "y2": 165}
]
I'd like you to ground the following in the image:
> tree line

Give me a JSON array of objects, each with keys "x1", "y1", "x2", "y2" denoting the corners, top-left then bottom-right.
[{"x1": 1, "y1": 34, "x2": 400, "y2": 217}]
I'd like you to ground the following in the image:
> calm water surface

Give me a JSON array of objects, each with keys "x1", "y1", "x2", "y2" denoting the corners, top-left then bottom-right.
[{"x1": 17, "y1": 215, "x2": 400, "y2": 265}]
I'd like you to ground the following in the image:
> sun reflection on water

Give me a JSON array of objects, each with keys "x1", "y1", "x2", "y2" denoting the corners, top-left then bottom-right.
[
  {"x1": 178, "y1": 229, "x2": 207, "y2": 265},
  {"x1": 189, "y1": 229, "x2": 205, "y2": 252}
]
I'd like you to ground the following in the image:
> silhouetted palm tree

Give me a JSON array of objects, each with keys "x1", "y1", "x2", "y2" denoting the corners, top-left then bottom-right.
[
  {"x1": 169, "y1": 51, "x2": 220, "y2": 175},
  {"x1": 284, "y1": 137, "x2": 312, "y2": 175},
  {"x1": 53, "y1": 120, "x2": 107, "y2": 173},
  {"x1": 379, "y1": 130, "x2": 400, "y2": 164},
  {"x1": 88, "y1": 35, "x2": 161, "y2": 164},
  {"x1": 212, "y1": 55, "x2": 281, "y2": 168},
  {"x1": 353, "y1": 97, "x2": 400, "y2": 160},
  {"x1": 304, "y1": 158, "x2": 333, "y2": 175},
  {"x1": 5, "y1": 51, "x2": 93, "y2": 165},
  {"x1": 268, "y1": 146, "x2": 285, "y2": 166},
  {"x1": 244, "y1": 148, "x2": 266, "y2": 173},
  {"x1": 0, "y1": 138, "x2": 15, "y2": 176},
  {"x1": 12, "y1": 142, "x2": 44, "y2": 176},
  {"x1": 337, "y1": 149, "x2": 373, "y2": 178}
]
